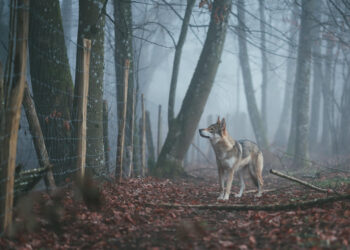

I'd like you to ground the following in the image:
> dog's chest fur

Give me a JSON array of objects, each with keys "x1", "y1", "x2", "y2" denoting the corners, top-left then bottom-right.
[{"x1": 211, "y1": 136, "x2": 240, "y2": 169}]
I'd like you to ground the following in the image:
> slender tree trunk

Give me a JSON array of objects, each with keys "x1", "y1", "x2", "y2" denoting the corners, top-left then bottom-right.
[
  {"x1": 29, "y1": 0, "x2": 74, "y2": 184},
  {"x1": 113, "y1": 0, "x2": 134, "y2": 171},
  {"x1": 274, "y1": 4, "x2": 299, "y2": 147},
  {"x1": 237, "y1": 0, "x2": 268, "y2": 149},
  {"x1": 155, "y1": 0, "x2": 233, "y2": 177},
  {"x1": 340, "y1": 67, "x2": 350, "y2": 154},
  {"x1": 309, "y1": 25, "x2": 323, "y2": 149},
  {"x1": 320, "y1": 38, "x2": 334, "y2": 152},
  {"x1": 74, "y1": 0, "x2": 106, "y2": 175},
  {"x1": 167, "y1": 0, "x2": 196, "y2": 127},
  {"x1": 291, "y1": 0, "x2": 317, "y2": 167},
  {"x1": 61, "y1": 0, "x2": 73, "y2": 65},
  {"x1": 258, "y1": 0, "x2": 268, "y2": 131}
]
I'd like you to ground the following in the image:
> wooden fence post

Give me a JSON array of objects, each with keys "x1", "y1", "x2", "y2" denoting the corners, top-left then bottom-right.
[
  {"x1": 128, "y1": 87, "x2": 136, "y2": 178},
  {"x1": 0, "y1": 0, "x2": 29, "y2": 234},
  {"x1": 116, "y1": 60, "x2": 130, "y2": 180},
  {"x1": 76, "y1": 39, "x2": 91, "y2": 179},
  {"x1": 141, "y1": 94, "x2": 146, "y2": 176},
  {"x1": 103, "y1": 100, "x2": 110, "y2": 174},
  {"x1": 22, "y1": 82, "x2": 56, "y2": 190},
  {"x1": 145, "y1": 110, "x2": 155, "y2": 164},
  {"x1": 157, "y1": 105, "x2": 162, "y2": 158}
]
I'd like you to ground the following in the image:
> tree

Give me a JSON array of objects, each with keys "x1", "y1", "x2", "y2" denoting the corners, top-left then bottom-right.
[
  {"x1": 167, "y1": 0, "x2": 196, "y2": 127},
  {"x1": 309, "y1": 21, "x2": 324, "y2": 149},
  {"x1": 258, "y1": 0, "x2": 268, "y2": 131},
  {"x1": 29, "y1": 0, "x2": 74, "y2": 184},
  {"x1": 274, "y1": 3, "x2": 299, "y2": 147},
  {"x1": 73, "y1": 0, "x2": 106, "y2": 175},
  {"x1": 114, "y1": 0, "x2": 134, "y2": 177},
  {"x1": 236, "y1": 0, "x2": 268, "y2": 149},
  {"x1": 289, "y1": 0, "x2": 317, "y2": 167},
  {"x1": 155, "y1": 0, "x2": 233, "y2": 177}
]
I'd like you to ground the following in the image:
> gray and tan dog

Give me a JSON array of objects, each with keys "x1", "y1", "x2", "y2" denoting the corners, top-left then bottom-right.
[{"x1": 199, "y1": 117, "x2": 263, "y2": 200}]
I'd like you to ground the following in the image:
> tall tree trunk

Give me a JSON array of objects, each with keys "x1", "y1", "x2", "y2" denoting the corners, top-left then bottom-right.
[
  {"x1": 74, "y1": 0, "x2": 106, "y2": 175},
  {"x1": 320, "y1": 38, "x2": 334, "y2": 152},
  {"x1": 167, "y1": 0, "x2": 196, "y2": 127},
  {"x1": 113, "y1": 0, "x2": 134, "y2": 176},
  {"x1": 237, "y1": 0, "x2": 268, "y2": 149},
  {"x1": 290, "y1": 0, "x2": 317, "y2": 167},
  {"x1": 258, "y1": 0, "x2": 268, "y2": 131},
  {"x1": 309, "y1": 24, "x2": 323, "y2": 149},
  {"x1": 340, "y1": 65, "x2": 350, "y2": 154},
  {"x1": 274, "y1": 4, "x2": 299, "y2": 147},
  {"x1": 61, "y1": 0, "x2": 73, "y2": 69},
  {"x1": 155, "y1": 0, "x2": 232, "y2": 177},
  {"x1": 29, "y1": 0, "x2": 74, "y2": 184}
]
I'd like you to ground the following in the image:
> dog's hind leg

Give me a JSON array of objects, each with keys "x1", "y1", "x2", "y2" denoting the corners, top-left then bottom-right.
[
  {"x1": 255, "y1": 153, "x2": 264, "y2": 197},
  {"x1": 235, "y1": 171, "x2": 245, "y2": 198}
]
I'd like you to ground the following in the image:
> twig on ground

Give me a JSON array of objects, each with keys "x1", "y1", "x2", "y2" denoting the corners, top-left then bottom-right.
[
  {"x1": 269, "y1": 169, "x2": 336, "y2": 194},
  {"x1": 146, "y1": 194, "x2": 350, "y2": 211}
]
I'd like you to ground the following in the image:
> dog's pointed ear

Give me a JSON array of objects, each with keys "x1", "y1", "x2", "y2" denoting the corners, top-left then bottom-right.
[
  {"x1": 216, "y1": 116, "x2": 221, "y2": 124},
  {"x1": 221, "y1": 118, "x2": 226, "y2": 130}
]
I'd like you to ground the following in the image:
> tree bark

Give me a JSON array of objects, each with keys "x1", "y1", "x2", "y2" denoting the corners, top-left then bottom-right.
[
  {"x1": 167, "y1": 0, "x2": 196, "y2": 127},
  {"x1": 237, "y1": 0, "x2": 268, "y2": 149},
  {"x1": 74, "y1": 0, "x2": 106, "y2": 175},
  {"x1": 290, "y1": 0, "x2": 317, "y2": 167},
  {"x1": 274, "y1": 4, "x2": 298, "y2": 147},
  {"x1": 145, "y1": 111, "x2": 155, "y2": 164},
  {"x1": 29, "y1": 0, "x2": 74, "y2": 184},
  {"x1": 155, "y1": 0, "x2": 232, "y2": 177}
]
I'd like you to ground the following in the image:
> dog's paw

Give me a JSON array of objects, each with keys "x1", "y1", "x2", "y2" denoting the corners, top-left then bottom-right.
[
  {"x1": 255, "y1": 192, "x2": 262, "y2": 198},
  {"x1": 223, "y1": 194, "x2": 230, "y2": 200},
  {"x1": 234, "y1": 193, "x2": 242, "y2": 198}
]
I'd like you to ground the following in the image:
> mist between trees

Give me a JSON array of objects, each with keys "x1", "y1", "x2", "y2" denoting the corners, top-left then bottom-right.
[{"x1": 0, "y1": 0, "x2": 350, "y2": 234}]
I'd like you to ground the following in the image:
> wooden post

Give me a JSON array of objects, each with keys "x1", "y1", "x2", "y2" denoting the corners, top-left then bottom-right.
[
  {"x1": 145, "y1": 110, "x2": 155, "y2": 163},
  {"x1": 141, "y1": 94, "x2": 146, "y2": 176},
  {"x1": 128, "y1": 88, "x2": 136, "y2": 178},
  {"x1": 116, "y1": 60, "x2": 129, "y2": 180},
  {"x1": 0, "y1": 0, "x2": 29, "y2": 234},
  {"x1": 75, "y1": 39, "x2": 91, "y2": 179},
  {"x1": 157, "y1": 104, "x2": 162, "y2": 157},
  {"x1": 103, "y1": 100, "x2": 109, "y2": 174},
  {"x1": 22, "y1": 83, "x2": 56, "y2": 190}
]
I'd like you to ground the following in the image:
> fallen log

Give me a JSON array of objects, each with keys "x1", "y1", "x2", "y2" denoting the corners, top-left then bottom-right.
[
  {"x1": 146, "y1": 194, "x2": 350, "y2": 211},
  {"x1": 269, "y1": 169, "x2": 332, "y2": 193}
]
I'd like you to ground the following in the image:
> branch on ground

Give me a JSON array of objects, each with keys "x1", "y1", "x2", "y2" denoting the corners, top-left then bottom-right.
[
  {"x1": 147, "y1": 193, "x2": 350, "y2": 211},
  {"x1": 269, "y1": 169, "x2": 335, "y2": 194}
]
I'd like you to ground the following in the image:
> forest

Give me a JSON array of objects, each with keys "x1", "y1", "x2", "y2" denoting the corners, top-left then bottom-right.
[{"x1": 0, "y1": 0, "x2": 350, "y2": 248}]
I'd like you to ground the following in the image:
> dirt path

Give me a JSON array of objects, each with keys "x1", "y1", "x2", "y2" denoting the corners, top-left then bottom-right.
[{"x1": 1, "y1": 174, "x2": 350, "y2": 249}]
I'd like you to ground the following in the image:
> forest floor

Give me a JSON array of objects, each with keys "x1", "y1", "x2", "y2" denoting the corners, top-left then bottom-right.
[{"x1": 1, "y1": 168, "x2": 350, "y2": 249}]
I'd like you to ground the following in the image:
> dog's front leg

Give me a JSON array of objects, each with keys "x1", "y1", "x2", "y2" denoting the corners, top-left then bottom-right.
[
  {"x1": 217, "y1": 166, "x2": 225, "y2": 200},
  {"x1": 223, "y1": 169, "x2": 235, "y2": 200}
]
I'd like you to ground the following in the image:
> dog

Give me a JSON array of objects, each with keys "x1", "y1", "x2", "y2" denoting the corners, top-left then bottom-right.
[{"x1": 199, "y1": 117, "x2": 263, "y2": 200}]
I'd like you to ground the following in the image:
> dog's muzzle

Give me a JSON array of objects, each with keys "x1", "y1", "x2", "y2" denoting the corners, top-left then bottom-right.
[{"x1": 199, "y1": 129, "x2": 210, "y2": 139}]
